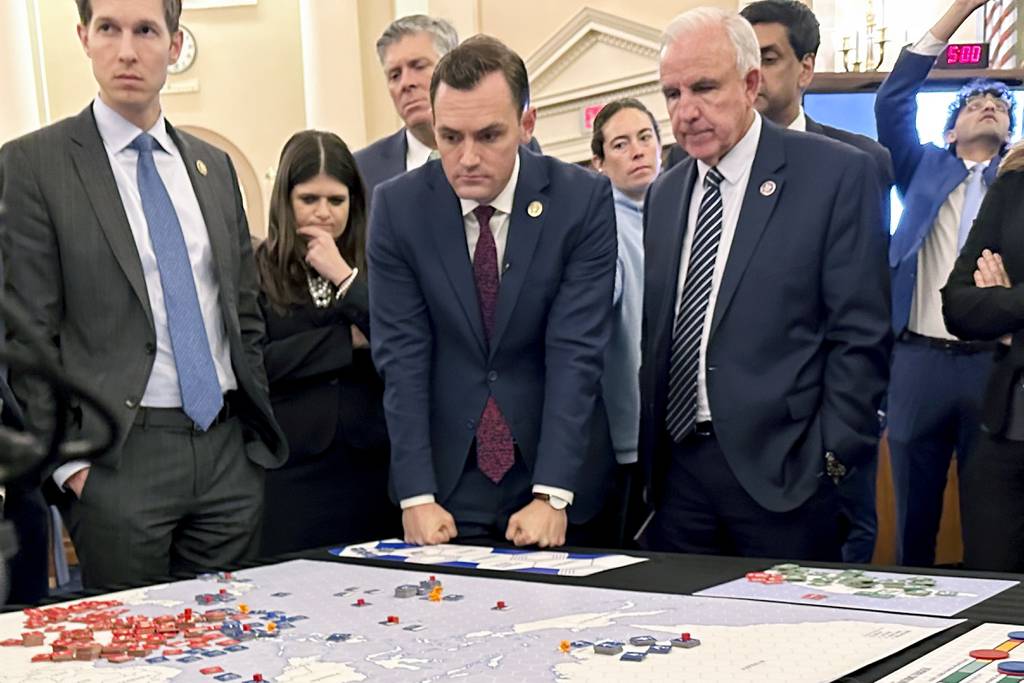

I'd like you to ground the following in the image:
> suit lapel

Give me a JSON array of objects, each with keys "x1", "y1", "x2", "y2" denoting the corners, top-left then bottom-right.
[
  {"x1": 490, "y1": 151, "x2": 547, "y2": 358},
  {"x1": 67, "y1": 106, "x2": 153, "y2": 326},
  {"x1": 653, "y1": 160, "x2": 698, "y2": 347},
  {"x1": 168, "y1": 124, "x2": 236, "y2": 317},
  {"x1": 427, "y1": 164, "x2": 488, "y2": 355},
  {"x1": 709, "y1": 122, "x2": 785, "y2": 339}
]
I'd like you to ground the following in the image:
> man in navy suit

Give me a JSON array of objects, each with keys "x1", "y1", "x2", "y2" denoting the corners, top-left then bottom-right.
[
  {"x1": 369, "y1": 35, "x2": 616, "y2": 547},
  {"x1": 354, "y1": 15, "x2": 459, "y2": 197},
  {"x1": 741, "y1": 0, "x2": 894, "y2": 564},
  {"x1": 876, "y1": 0, "x2": 1012, "y2": 567},
  {"x1": 640, "y1": 8, "x2": 890, "y2": 560}
]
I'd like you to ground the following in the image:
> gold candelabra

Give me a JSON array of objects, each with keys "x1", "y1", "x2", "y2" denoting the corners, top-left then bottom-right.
[{"x1": 840, "y1": 0, "x2": 890, "y2": 72}]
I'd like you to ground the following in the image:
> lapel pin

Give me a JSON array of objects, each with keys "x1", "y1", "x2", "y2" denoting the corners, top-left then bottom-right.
[
  {"x1": 196, "y1": 160, "x2": 208, "y2": 176},
  {"x1": 527, "y1": 200, "x2": 543, "y2": 218},
  {"x1": 759, "y1": 180, "x2": 776, "y2": 197}
]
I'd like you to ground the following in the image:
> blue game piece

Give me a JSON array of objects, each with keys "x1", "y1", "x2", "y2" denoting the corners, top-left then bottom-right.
[
  {"x1": 146, "y1": 656, "x2": 170, "y2": 663},
  {"x1": 202, "y1": 650, "x2": 227, "y2": 657},
  {"x1": 186, "y1": 648, "x2": 203, "y2": 655},
  {"x1": 997, "y1": 661, "x2": 1024, "y2": 675},
  {"x1": 1009, "y1": 631, "x2": 1024, "y2": 641},
  {"x1": 327, "y1": 633, "x2": 352, "y2": 642},
  {"x1": 620, "y1": 652, "x2": 646, "y2": 662},
  {"x1": 647, "y1": 645, "x2": 673, "y2": 655},
  {"x1": 223, "y1": 645, "x2": 248, "y2": 652},
  {"x1": 178, "y1": 655, "x2": 203, "y2": 663},
  {"x1": 288, "y1": 615, "x2": 308, "y2": 622},
  {"x1": 629, "y1": 635, "x2": 656, "y2": 646},
  {"x1": 570, "y1": 640, "x2": 593, "y2": 648},
  {"x1": 270, "y1": 592, "x2": 291, "y2": 597},
  {"x1": 266, "y1": 611, "x2": 284, "y2": 619},
  {"x1": 215, "y1": 675, "x2": 242, "y2": 682},
  {"x1": 273, "y1": 621, "x2": 294, "y2": 629}
]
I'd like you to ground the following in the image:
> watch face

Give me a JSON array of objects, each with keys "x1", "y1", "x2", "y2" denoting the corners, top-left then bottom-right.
[{"x1": 168, "y1": 26, "x2": 197, "y2": 75}]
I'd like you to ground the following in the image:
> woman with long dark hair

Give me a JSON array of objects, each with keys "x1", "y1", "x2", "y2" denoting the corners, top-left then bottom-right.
[{"x1": 255, "y1": 130, "x2": 398, "y2": 555}]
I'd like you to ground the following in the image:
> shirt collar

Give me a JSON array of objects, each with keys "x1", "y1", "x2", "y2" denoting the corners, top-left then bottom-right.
[
  {"x1": 612, "y1": 185, "x2": 644, "y2": 215},
  {"x1": 92, "y1": 96, "x2": 174, "y2": 156},
  {"x1": 696, "y1": 111, "x2": 762, "y2": 188},
  {"x1": 788, "y1": 107, "x2": 807, "y2": 132},
  {"x1": 405, "y1": 128, "x2": 433, "y2": 169},
  {"x1": 460, "y1": 151, "x2": 521, "y2": 217}
]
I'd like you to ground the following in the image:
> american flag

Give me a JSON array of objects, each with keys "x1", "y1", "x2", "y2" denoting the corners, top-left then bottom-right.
[{"x1": 985, "y1": 0, "x2": 1019, "y2": 69}]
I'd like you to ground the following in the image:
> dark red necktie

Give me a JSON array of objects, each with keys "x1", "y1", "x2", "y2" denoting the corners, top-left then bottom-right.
[{"x1": 472, "y1": 205, "x2": 514, "y2": 483}]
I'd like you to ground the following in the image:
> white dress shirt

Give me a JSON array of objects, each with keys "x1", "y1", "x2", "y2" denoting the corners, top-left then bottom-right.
[
  {"x1": 675, "y1": 113, "x2": 763, "y2": 423},
  {"x1": 788, "y1": 107, "x2": 807, "y2": 132},
  {"x1": 405, "y1": 129, "x2": 434, "y2": 171},
  {"x1": 54, "y1": 97, "x2": 237, "y2": 491},
  {"x1": 905, "y1": 31, "x2": 988, "y2": 340},
  {"x1": 400, "y1": 154, "x2": 574, "y2": 511}
]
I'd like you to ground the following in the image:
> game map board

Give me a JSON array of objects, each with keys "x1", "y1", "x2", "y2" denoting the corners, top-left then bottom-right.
[
  {"x1": 877, "y1": 623, "x2": 1024, "y2": 682},
  {"x1": 331, "y1": 539, "x2": 648, "y2": 576},
  {"x1": 695, "y1": 563, "x2": 1018, "y2": 617},
  {"x1": 0, "y1": 558, "x2": 960, "y2": 682}
]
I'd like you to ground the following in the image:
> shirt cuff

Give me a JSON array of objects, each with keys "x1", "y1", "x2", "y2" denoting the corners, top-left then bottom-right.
[
  {"x1": 400, "y1": 494, "x2": 436, "y2": 510},
  {"x1": 532, "y1": 484, "x2": 574, "y2": 506},
  {"x1": 910, "y1": 31, "x2": 945, "y2": 56},
  {"x1": 53, "y1": 460, "x2": 91, "y2": 492}
]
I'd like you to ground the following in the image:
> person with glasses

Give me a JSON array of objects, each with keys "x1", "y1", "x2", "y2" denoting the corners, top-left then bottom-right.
[{"x1": 875, "y1": 0, "x2": 1016, "y2": 567}]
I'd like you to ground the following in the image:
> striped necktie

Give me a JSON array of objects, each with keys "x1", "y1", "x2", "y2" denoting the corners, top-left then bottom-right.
[{"x1": 665, "y1": 166, "x2": 724, "y2": 443}]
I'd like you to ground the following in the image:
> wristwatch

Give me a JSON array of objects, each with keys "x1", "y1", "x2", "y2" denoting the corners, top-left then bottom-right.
[{"x1": 534, "y1": 493, "x2": 569, "y2": 510}]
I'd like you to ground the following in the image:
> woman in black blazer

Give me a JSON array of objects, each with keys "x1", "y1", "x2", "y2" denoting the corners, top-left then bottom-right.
[
  {"x1": 255, "y1": 130, "x2": 398, "y2": 555},
  {"x1": 942, "y1": 148, "x2": 1024, "y2": 573}
]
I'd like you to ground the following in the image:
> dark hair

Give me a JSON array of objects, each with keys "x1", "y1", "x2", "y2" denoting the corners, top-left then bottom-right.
[
  {"x1": 944, "y1": 79, "x2": 1017, "y2": 153},
  {"x1": 429, "y1": 35, "x2": 530, "y2": 113},
  {"x1": 76, "y1": 0, "x2": 182, "y2": 34},
  {"x1": 740, "y1": 0, "x2": 820, "y2": 58},
  {"x1": 590, "y1": 98, "x2": 661, "y2": 160},
  {"x1": 256, "y1": 131, "x2": 368, "y2": 313}
]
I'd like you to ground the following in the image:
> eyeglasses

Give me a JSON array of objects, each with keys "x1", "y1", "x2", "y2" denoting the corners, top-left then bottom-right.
[{"x1": 964, "y1": 94, "x2": 1012, "y2": 115}]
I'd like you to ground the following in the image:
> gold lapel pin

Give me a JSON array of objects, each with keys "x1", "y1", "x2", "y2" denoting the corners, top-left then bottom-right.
[
  {"x1": 196, "y1": 160, "x2": 208, "y2": 176},
  {"x1": 759, "y1": 180, "x2": 777, "y2": 197},
  {"x1": 527, "y1": 200, "x2": 543, "y2": 218}
]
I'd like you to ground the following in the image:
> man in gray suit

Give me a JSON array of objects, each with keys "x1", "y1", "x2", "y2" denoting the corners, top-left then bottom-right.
[{"x1": 0, "y1": 0, "x2": 286, "y2": 589}]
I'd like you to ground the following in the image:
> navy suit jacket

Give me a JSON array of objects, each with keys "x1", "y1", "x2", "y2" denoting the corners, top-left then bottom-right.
[
  {"x1": 354, "y1": 129, "x2": 406, "y2": 200},
  {"x1": 355, "y1": 128, "x2": 544, "y2": 201},
  {"x1": 368, "y1": 150, "x2": 616, "y2": 523},
  {"x1": 640, "y1": 120, "x2": 892, "y2": 513},
  {"x1": 877, "y1": 48, "x2": 1003, "y2": 333}
]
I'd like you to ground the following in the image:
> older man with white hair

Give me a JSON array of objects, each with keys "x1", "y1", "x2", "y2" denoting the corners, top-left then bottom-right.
[{"x1": 637, "y1": 7, "x2": 891, "y2": 560}]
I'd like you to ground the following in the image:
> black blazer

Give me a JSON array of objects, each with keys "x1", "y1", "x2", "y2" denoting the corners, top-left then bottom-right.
[
  {"x1": 260, "y1": 274, "x2": 387, "y2": 460},
  {"x1": 942, "y1": 168, "x2": 1024, "y2": 436}
]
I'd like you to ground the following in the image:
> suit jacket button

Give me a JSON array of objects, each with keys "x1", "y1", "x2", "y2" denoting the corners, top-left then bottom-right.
[
  {"x1": 466, "y1": 419, "x2": 475, "y2": 430},
  {"x1": 487, "y1": 371, "x2": 498, "y2": 382},
  {"x1": 145, "y1": 342, "x2": 156, "y2": 355}
]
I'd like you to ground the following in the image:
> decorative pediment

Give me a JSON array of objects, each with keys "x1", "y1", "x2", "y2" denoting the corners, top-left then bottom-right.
[{"x1": 526, "y1": 8, "x2": 668, "y2": 162}]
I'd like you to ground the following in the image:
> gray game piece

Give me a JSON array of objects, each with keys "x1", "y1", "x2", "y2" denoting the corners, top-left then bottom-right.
[
  {"x1": 593, "y1": 642, "x2": 623, "y2": 655},
  {"x1": 403, "y1": 624, "x2": 426, "y2": 632},
  {"x1": 442, "y1": 594, "x2": 464, "y2": 602},
  {"x1": 394, "y1": 585, "x2": 419, "y2": 599},
  {"x1": 629, "y1": 635, "x2": 656, "y2": 647},
  {"x1": 671, "y1": 637, "x2": 701, "y2": 649},
  {"x1": 620, "y1": 652, "x2": 646, "y2": 662}
]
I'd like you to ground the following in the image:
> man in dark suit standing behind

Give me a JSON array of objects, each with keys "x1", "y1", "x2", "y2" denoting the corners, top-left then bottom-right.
[
  {"x1": 740, "y1": 0, "x2": 893, "y2": 564},
  {"x1": 0, "y1": 0, "x2": 286, "y2": 588},
  {"x1": 369, "y1": 35, "x2": 616, "y2": 548},
  {"x1": 354, "y1": 15, "x2": 459, "y2": 197},
  {"x1": 640, "y1": 7, "x2": 891, "y2": 560}
]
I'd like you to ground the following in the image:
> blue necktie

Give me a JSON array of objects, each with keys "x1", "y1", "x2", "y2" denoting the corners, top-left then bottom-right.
[
  {"x1": 958, "y1": 164, "x2": 986, "y2": 252},
  {"x1": 130, "y1": 133, "x2": 222, "y2": 430}
]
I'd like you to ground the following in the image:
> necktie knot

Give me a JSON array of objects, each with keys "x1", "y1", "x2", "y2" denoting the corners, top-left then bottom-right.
[
  {"x1": 705, "y1": 166, "x2": 724, "y2": 190},
  {"x1": 129, "y1": 133, "x2": 157, "y2": 154},
  {"x1": 428, "y1": 149, "x2": 441, "y2": 161},
  {"x1": 474, "y1": 205, "x2": 496, "y2": 227}
]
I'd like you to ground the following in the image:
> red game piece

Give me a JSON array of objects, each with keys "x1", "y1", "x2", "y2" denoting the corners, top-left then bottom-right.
[
  {"x1": 681, "y1": 633, "x2": 691, "y2": 642},
  {"x1": 970, "y1": 649, "x2": 1010, "y2": 661},
  {"x1": 30, "y1": 653, "x2": 51, "y2": 662},
  {"x1": 200, "y1": 666, "x2": 225, "y2": 675},
  {"x1": 106, "y1": 654, "x2": 132, "y2": 663},
  {"x1": 387, "y1": 615, "x2": 399, "y2": 624},
  {"x1": 164, "y1": 648, "x2": 184, "y2": 655},
  {"x1": 495, "y1": 601, "x2": 507, "y2": 610},
  {"x1": 356, "y1": 598, "x2": 366, "y2": 607},
  {"x1": 253, "y1": 675, "x2": 264, "y2": 682}
]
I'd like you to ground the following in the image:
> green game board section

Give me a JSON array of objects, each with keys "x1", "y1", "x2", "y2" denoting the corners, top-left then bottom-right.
[{"x1": 940, "y1": 659, "x2": 988, "y2": 682}]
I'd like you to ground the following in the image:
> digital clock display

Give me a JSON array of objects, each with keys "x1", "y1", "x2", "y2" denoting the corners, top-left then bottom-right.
[{"x1": 938, "y1": 43, "x2": 990, "y2": 69}]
